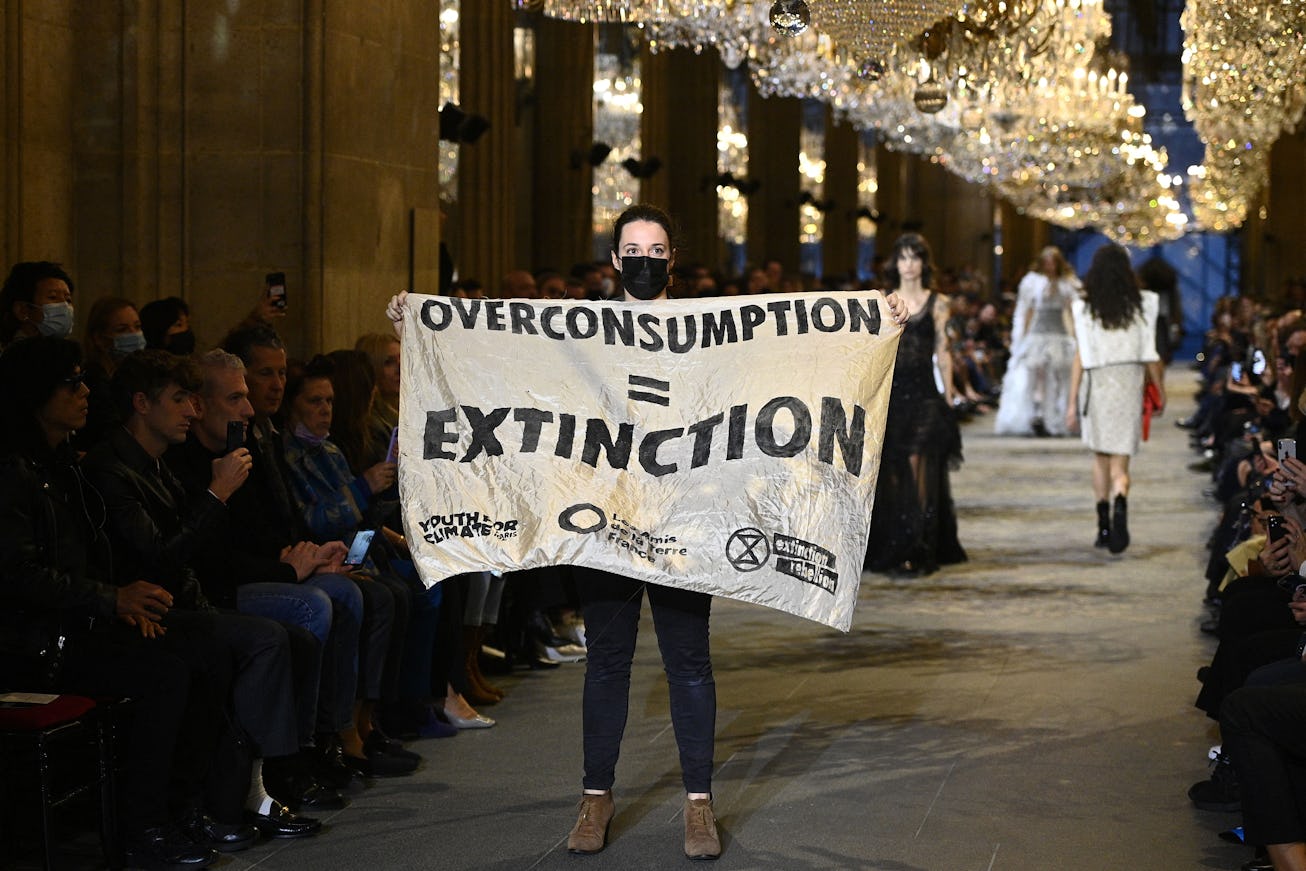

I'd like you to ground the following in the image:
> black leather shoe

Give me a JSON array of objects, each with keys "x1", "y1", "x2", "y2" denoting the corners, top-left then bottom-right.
[
  {"x1": 267, "y1": 769, "x2": 349, "y2": 812},
  {"x1": 343, "y1": 747, "x2": 418, "y2": 777},
  {"x1": 364, "y1": 729, "x2": 422, "y2": 764},
  {"x1": 245, "y1": 801, "x2": 322, "y2": 839},
  {"x1": 178, "y1": 808, "x2": 256, "y2": 853},
  {"x1": 311, "y1": 738, "x2": 365, "y2": 793},
  {"x1": 126, "y1": 824, "x2": 218, "y2": 870}
]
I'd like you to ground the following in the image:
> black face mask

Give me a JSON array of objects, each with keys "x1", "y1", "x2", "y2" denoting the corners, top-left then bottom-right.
[
  {"x1": 619, "y1": 256, "x2": 670, "y2": 301},
  {"x1": 164, "y1": 330, "x2": 196, "y2": 356}
]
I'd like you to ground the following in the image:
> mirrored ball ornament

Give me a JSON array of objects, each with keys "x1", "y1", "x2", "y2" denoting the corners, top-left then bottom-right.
[
  {"x1": 857, "y1": 59, "x2": 886, "y2": 81},
  {"x1": 913, "y1": 78, "x2": 948, "y2": 114},
  {"x1": 769, "y1": 0, "x2": 811, "y2": 38}
]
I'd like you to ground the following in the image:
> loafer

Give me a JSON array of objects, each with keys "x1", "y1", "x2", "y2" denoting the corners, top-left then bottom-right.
[
  {"x1": 245, "y1": 801, "x2": 322, "y2": 839},
  {"x1": 178, "y1": 808, "x2": 256, "y2": 853},
  {"x1": 365, "y1": 729, "x2": 422, "y2": 764},
  {"x1": 125, "y1": 824, "x2": 218, "y2": 870},
  {"x1": 311, "y1": 738, "x2": 365, "y2": 793},
  {"x1": 343, "y1": 748, "x2": 418, "y2": 778},
  {"x1": 268, "y1": 772, "x2": 349, "y2": 812}
]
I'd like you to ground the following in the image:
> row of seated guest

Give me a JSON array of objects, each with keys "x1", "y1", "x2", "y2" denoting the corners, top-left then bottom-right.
[
  {"x1": 0, "y1": 336, "x2": 313, "y2": 869},
  {"x1": 0, "y1": 259, "x2": 590, "y2": 865},
  {"x1": 1182, "y1": 298, "x2": 1306, "y2": 870},
  {"x1": 0, "y1": 263, "x2": 503, "y2": 868}
]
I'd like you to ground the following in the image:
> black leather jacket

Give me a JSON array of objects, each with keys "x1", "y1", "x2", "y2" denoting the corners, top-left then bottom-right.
[
  {"x1": 0, "y1": 442, "x2": 119, "y2": 674},
  {"x1": 82, "y1": 427, "x2": 217, "y2": 611}
]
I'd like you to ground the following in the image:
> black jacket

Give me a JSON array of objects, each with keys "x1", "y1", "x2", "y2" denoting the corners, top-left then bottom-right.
[
  {"x1": 82, "y1": 427, "x2": 217, "y2": 611},
  {"x1": 0, "y1": 441, "x2": 119, "y2": 682},
  {"x1": 164, "y1": 423, "x2": 301, "y2": 607}
]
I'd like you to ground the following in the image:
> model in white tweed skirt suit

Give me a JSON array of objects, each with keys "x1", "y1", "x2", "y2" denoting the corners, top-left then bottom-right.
[{"x1": 1065, "y1": 242, "x2": 1166, "y2": 554}]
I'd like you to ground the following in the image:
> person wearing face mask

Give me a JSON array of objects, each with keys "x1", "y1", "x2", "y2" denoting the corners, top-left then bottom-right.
[
  {"x1": 386, "y1": 204, "x2": 910, "y2": 862},
  {"x1": 142, "y1": 296, "x2": 198, "y2": 357},
  {"x1": 0, "y1": 260, "x2": 76, "y2": 347},
  {"x1": 76, "y1": 296, "x2": 148, "y2": 449}
]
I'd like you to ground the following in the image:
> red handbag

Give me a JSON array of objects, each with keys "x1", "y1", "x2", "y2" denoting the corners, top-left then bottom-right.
[{"x1": 1142, "y1": 381, "x2": 1162, "y2": 441}]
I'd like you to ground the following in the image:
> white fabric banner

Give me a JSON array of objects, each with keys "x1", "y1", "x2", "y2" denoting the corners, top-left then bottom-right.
[{"x1": 397, "y1": 291, "x2": 901, "y2": 631}]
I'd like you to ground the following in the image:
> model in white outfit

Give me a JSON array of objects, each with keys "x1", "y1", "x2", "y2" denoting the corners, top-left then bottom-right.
[{"x1": 995, "y1": 247, "x2": 1079, "y2": 436}]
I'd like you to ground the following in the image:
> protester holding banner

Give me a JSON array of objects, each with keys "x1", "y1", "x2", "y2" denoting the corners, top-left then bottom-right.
[
  {"x1": 865, "y1": 232, "x2": 968, "y2": 576},
  {"x1": 1065, "y1": 242, "x2": 1165, "y2": 553},
  {"x1": 385, "y1": 204, "x2": 909, "y2": 862}
]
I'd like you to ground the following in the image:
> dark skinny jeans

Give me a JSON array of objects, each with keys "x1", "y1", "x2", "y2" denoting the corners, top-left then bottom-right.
[{"x1": 577, "y1": 568, "x2": 715, "y2": 795}]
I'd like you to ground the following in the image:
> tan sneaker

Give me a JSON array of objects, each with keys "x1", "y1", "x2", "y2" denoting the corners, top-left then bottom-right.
[
  {"x1": 683, "y1": 796, "x2": 721, "y2": 860},
  {"x1": 567, "y1": 791, "x2": 615, "y2": 854}
]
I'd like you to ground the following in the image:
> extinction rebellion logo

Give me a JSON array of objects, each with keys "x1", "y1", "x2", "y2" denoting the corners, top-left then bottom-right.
[{"x1": 727, "y1": 529, "x2": 838, "y2": 594}]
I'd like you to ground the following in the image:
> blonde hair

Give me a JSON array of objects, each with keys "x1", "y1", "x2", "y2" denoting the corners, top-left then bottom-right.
[
  {"x1": 354, "y1": 332, "x2": 399, "y2": 383},
  {"x1": 1037, "y1": 246, "x2": 1074, "y2": 279}
]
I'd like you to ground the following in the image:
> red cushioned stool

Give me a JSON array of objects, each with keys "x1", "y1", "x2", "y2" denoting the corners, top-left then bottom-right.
[{"x1": 0, "y1": 694, "x2": 124, "y2": 869}]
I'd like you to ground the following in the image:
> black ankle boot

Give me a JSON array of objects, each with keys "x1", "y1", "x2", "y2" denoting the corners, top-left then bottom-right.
[
  {"x1": 1095, "y1": 500, "x2": 1110, "y2": 548},
  {"x1": 1109, "y1": 494, "x2": 1130, "y2": 554}
]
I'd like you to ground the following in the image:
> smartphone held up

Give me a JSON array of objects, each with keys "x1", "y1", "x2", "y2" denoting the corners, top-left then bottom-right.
[{"x1": 265, "y1": 272, "x2": 287, "y2": 311}]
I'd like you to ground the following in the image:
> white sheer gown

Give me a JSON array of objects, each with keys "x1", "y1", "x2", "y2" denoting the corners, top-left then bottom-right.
[{"x1": 995, "y1": 271, "x2": 1079, "y2": 435}]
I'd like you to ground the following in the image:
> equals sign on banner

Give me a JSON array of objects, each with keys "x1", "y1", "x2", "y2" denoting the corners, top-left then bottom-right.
[{"x1": 627, "y1": 374, "x2": 671, "y2": 406}]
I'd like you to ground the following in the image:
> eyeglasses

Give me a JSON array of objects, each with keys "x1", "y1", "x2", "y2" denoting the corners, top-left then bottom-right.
[{"x1": 60, "y1": 371, "x2": 87, "y2": 387}]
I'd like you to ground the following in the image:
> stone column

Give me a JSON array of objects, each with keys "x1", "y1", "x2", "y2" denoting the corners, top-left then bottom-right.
[
  {"x1": 822, "y1": 111, "x2": 859, "y2": 279},
  {"x1": 3, "y1": 0, "x2": 76, "y2": 265},
  {"x1": 746, "y1": 82, "x2": 800, "y2": 271},
  {"x1": 531, "y1": 17, "x2": 594, "y2": 274},
  {"x1": 665, "y1": 49, "x2": 720, "y2": 272},
  {"x1": 639, "y1": 44, "x2": 671, "y2": 213},
  {"x1": 999, "y1": 202, "x2": 1049, "y2": 294},
  {"x1": 458, "y1": 1, "x2": 516, "y2": 294}
]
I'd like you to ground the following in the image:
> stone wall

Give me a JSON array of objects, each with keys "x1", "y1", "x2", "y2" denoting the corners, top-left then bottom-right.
[{"x1": 1, "y1": 0, "x2": 440, "y2": 357}]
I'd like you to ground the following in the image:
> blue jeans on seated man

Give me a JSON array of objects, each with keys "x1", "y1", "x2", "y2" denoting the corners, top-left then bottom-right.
[
  {"x1": 575, "y1": 568, "x2": 716, "y2": 795},
  {"x1": 237, "y1": 574, "x2": 363, "y2": 736}
]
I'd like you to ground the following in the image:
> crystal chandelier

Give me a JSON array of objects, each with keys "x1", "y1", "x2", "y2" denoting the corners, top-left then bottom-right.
[
  {"x1": 521, "y1": 0, "x2": 1190, "y2": 241},
  {"x1": 438, "y1": 0, "x2": 461, "y2": 201},
  {"x1": 592, "y1": 50, "x2": 644, "y2": 244},
  {"x1": 1181, "y1": 0, "x2": 1306, "y2": 231},
  {"x1": 817, "y1": 0, "x2": 968, "y2": 72},
  {"x1": 512, "y1": 0, "x2": 683, "y2": 22},
  {"x1": 717, "y1": 74, "x2": 750, "y2": 246}
]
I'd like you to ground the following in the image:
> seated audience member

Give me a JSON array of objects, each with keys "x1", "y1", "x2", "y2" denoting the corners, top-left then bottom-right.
[
  {"x1": 84, "y1": 350, "x2": 321, "y2": 843},
  {"x1": 354, "y1": 332, "x2": 401, "y2": 470},
  {"x1": 536, "y1": 270, "x2": 567, "y2": 300},
  {"x1": 78, "y1": 296, "x2": 147, "y2": 448},
  {"x1": 0, "y1": 336, "x2": 216, "y2": 870},
  {"x1": 1222, "y1": 677, "x2": 1306, "y2": 871},
  {"x1": 571, "y1": 262, "x2": 605, "y2": 300},
  {"x1": 0, "y1": 260, "x2": 76, "y2": 347},
  {"x1": 350, "y1": 333, "x2": 466, "y2": 734},
  {"x1": 210, "y1": 326, "x2": 410, "y2": 775},
  {"x1": 141, "y1": 296, "x2": 196, "y2": 356},
  {"x1": 280, "y1": 355, "x2": 428, "y2": 762},
  {"x1": 164, "y1": 347, "x2": 361, "y2": 806},
  {"x1": 501, "y1": 270, "x2": 539, "y2": 300}
]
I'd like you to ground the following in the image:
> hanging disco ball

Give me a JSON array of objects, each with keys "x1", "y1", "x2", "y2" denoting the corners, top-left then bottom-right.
[
  {"x1": 913, "y1": 77, "x2": 948, "y2": 114},
  {"x1": 769, "y1": 0, "x2": 811, "y2": 38},
  {"x1": 857, "y1": 59, "x2": 886, "y2": 81}
]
